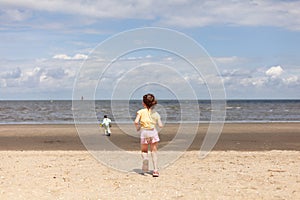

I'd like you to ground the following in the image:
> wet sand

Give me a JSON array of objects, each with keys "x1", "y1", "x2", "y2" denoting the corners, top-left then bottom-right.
[{"x1": 0, "y1": 123, "x2": 299, "y2": 199}]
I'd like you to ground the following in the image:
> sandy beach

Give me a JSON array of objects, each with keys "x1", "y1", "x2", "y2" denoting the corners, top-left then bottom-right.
[{"x1": 0, "y1": 123, "x2": 299, "y2": 199}]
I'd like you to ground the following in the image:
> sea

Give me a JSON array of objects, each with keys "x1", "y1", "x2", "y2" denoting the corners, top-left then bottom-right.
[{"x1": 0, "y1": 100, "x2": 299, "y2": 124}]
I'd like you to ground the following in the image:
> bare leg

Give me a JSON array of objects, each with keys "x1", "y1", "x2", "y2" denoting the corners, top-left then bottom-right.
[
  {"x1": 150, "y1": 142, "x2": 158, "y2": 172},
  {"x1": 141, "y1": 144, "x2": 149, "y2": 172}
]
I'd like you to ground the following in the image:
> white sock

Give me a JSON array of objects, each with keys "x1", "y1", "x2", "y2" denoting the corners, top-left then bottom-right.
[
  {"x1": 141, "y1": 152, "x2": 148, "y2": 161},
  {"x1": 141, "y1": 152, "x2": 149, "y2": 172},
  {"x1": 151, "y1": 151, "x2": 158, "y2": 171}
]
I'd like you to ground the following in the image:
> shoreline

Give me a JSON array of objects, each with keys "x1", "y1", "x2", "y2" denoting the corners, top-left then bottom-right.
[
  {"x1": 0, "y1": 122, "x2": 299, "y2": 151},
  {"x1": 1, "y1": 120, "x2": 300, "y2": 125}
]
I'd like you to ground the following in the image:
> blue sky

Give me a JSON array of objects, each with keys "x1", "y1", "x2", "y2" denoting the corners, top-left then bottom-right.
[{"x1": 0, "y1": 0, "x2": 300, "y2": 100}]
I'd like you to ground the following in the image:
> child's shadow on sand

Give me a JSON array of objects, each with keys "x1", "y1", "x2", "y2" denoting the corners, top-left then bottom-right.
[{"x1": 133, "y1": 169, "x2": 153, "y2": 176}]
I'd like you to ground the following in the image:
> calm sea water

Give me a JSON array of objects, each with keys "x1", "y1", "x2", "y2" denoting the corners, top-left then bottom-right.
[{"x1": 0, "y1": 100, "x2": 299, "y2": 124}]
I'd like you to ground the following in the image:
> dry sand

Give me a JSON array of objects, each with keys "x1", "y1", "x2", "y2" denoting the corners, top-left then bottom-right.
[{"x1": 0, "y1": 123, "x2": 299, "y2": 199}]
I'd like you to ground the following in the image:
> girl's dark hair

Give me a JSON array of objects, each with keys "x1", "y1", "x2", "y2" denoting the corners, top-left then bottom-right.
[{"x1": 143, "y1": 93, "x2": 157, "y2": 109}]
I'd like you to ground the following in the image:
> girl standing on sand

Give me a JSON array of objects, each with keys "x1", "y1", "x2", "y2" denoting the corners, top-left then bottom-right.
[{"x1": 134, "y1": 93, "x2": 163, "y2": 177}]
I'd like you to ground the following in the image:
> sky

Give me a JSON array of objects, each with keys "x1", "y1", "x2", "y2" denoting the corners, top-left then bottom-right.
[{"x1": 0, "y1": 0, "x2": 300, "y2": 100}]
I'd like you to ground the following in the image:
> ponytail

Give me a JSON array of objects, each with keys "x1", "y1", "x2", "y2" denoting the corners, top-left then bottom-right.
[{"x1": 143, "y1": 93, "x2": 157, "y2": 109}]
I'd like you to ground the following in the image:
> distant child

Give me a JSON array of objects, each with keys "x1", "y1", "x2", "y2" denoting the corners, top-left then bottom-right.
[
  {"x1": 134, "y1": 93, "x2": 163, "y2": 177},
  {"x1": 101, "y1": 115, "x2": 112, "y2": 136}
]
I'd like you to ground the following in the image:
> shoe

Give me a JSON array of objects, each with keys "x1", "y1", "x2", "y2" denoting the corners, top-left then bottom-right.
[
  {"x1": 142, "y1": 159, "x2": 149, "y2": 173},
  {"x1": 152, "y1": 170, "x2": 159, "y2": 177}
]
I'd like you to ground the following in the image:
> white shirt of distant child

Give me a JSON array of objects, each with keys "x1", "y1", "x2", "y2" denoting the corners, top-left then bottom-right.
[
  {"x1": 102, "y1": 117, "x2": 111, "y2": 127},
  {"x1": 101, "y1": 115, "x2": 111, "y2": 136}
]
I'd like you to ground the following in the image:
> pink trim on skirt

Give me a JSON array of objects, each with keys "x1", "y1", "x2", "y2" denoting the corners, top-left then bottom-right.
[{"x1": 140, "y1": 128, "x2": 160, "y2": 144}]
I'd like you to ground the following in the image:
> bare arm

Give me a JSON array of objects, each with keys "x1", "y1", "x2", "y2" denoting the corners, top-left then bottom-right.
[
  {"x1": 134, "y1": 113, "x2": 141, "y2": 131},
  {"x1": 157, "y1": 117, "x2": 163, "y2": 128}
]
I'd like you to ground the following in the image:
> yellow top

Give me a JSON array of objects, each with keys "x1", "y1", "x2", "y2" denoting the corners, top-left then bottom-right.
[{"x1": 137, "y1": 108, "x2": 160, "y2": 129}]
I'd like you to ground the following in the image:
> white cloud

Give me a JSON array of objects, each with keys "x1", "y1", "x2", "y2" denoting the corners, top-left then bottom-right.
[
  {"x1": 1, "y1": 0, "x2": 300, "y2": 31},
  {"x1": 46, "y1": 68, "x2": 66, "y2": 79},
  {"x1": 222, "y1": 64, "x2": 300, "y2": 89},
  {"x1": 0, "y1": 51, "x2": 299, "y2": 100},
  {"x1": 72, "y1": 54, "x2": 88, "y2": 60},
  {"x1": 164, "y1": 57, "x2": 173, "y2": 61},
  {"x1": 215, "y1": 56, "x2": 241, "y2": 65},
  {"x1": 265, "y1": 66, "x2": 283, "y2": 78},
  {"x1": 0, "y1": 57, "x2": 81, "y2": 96},
  {"x1": 53, "y1": 53, "x2": 88, "y2": 60},
  {"x1": 1, "y1": 67, "x2": 22, "y2": 79},
  {"x1": 0, "y1": 8, "x2": 31, "y2": 22},
  {"x1": 0, "y1": 0, "x2": 154, "y2": 20},
  {"x1": 283, "y1": 75, "x2": 299, "y2": 86},
  {"x1": 0, "y1": 79, "x2": 6, "y2": 87},
  {"x1": 241, "y1": 77, "x2": 268, "y2": 87},
  {"x1": 161, "y1": 1, "x2": 300, "y2": 31},
  {"x1": 20, "y1": 67, "x2": 43, "y2": 88},
  {"x1": 53, "y1": 54, "x2": 71, "y2": 60}
]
